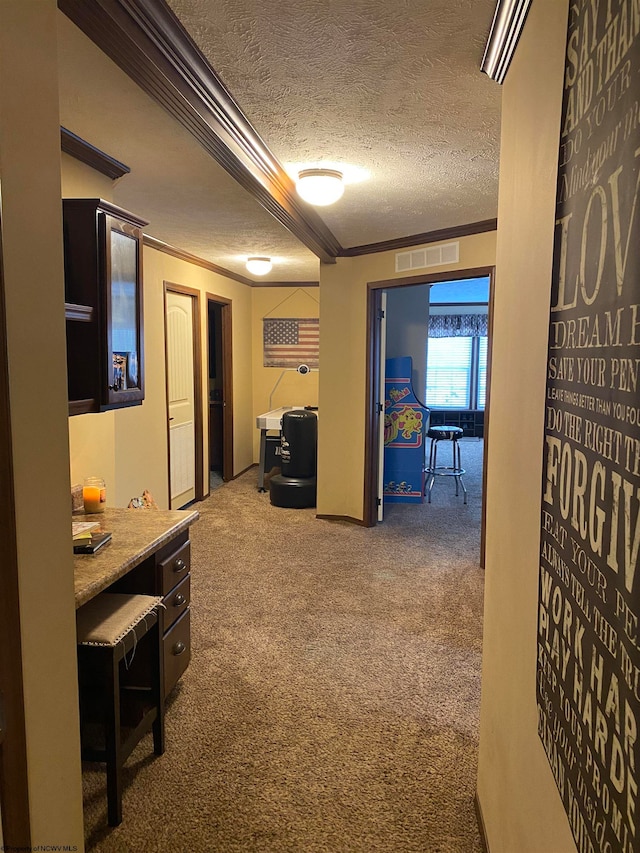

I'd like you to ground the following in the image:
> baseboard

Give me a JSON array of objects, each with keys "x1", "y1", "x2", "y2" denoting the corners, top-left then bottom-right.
[
  {"x1": 474, "y1": 792, "x2": 490, "y2": 853},
  {"x1": 233, "y1": 463, "x2": 256, "y2": 479},
  {"x1": 315, "y1": 513, "x2": 367, "y2": 526}
]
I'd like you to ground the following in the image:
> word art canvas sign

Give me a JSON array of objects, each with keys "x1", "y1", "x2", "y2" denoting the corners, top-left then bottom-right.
[{"x1": 537, "y1": 2, "x2": 640, "y2": 852}]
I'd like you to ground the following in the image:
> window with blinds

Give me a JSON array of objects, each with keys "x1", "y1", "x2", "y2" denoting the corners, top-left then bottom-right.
[
  {"x1": 477, "y1": 336, "x2": 488, "y2": 409},
  {"x1": 426, "y1": 337, "x2": 472, "y2": 408},
  {"x1": 426, "y1": 336, "x2": 487, "y2": 410}
]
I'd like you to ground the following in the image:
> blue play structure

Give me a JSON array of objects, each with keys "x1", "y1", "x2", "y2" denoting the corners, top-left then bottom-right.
[{"x1": 383, "y1": 356, "x2": 429, "y2": 503}]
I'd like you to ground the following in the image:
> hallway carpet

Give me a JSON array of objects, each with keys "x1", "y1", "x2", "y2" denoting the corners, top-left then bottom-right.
[{"x1": 83, "y1": 439, "x2": 485, "y2": 852}]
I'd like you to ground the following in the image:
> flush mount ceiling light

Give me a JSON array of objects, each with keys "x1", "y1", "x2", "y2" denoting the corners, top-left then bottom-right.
[
  {"x1": 246, "y1": 257, "x2": 272, "y2": 276},
  {"x1": 296, "y1": 169, "x2": 345, "y2": 206}
]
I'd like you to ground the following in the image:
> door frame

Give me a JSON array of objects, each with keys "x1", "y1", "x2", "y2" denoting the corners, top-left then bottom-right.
[
  {"x1": 164, "y1": 282, "x2": 204, "y2": 507},
  {"x1": 364, "y1": 265, "x2": 495, "y2": 568},
  {"x1": 206, "y1": 293, "x2": 234, "y2": 482},
  {"x1": 377, "y1": 291, "x2": 387, "y2": 521},
  {"x1": 0, "y1": 205, "x2": 31, "y2": 847}
]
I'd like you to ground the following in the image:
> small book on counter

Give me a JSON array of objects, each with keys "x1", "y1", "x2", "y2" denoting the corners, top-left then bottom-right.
[
  {"x1": 72, "y1": 521, "x2": 101, "y2": 540},
  {"x1": 73, "y1": 531, "x2": 112, "y2": 554}
]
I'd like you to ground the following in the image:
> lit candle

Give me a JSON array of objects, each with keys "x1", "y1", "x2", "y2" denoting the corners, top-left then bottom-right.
[{"x1": 83, "y1": 477, "x2": 106, "y2": 513}]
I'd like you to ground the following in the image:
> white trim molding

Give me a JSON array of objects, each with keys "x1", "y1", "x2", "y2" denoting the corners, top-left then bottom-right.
[{"x1": 481, "y1": 0, "x2": 533, "y2": 84}]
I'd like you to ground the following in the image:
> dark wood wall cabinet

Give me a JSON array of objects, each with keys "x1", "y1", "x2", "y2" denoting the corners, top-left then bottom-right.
[{"x1": 63, "y1": 198, "x2": 148, "y2": 415}]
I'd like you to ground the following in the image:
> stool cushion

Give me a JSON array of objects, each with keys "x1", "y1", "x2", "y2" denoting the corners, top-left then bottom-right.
[
  {"x1": 427, "y1": 425, "x2": 464, "y2": 440},
  {"x1": 77, "y1": 593, "x2": 163, "y2": 647}
]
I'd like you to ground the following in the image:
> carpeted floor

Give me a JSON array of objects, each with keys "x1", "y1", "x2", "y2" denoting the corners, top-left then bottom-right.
[
  {"x1": 210, "y1": 470, "x2": 224, "y2": 492},
  {"x1": 83, "y1": 438, "x2": 485, "y2": 852}
]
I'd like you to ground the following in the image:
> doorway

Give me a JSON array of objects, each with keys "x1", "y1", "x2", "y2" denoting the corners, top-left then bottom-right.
[
  {"x1": 206, "y1": 293, "x2": 233, "y2": 485},
  {"x1": 164, "y1": 283, "x2": 204, "y2": 509},
  {"x1": 364, "y1": 266, "x2": 495, "y2": 565}
]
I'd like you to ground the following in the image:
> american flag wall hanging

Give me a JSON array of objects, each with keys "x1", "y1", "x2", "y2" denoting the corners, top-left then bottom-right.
[{"x1": 263, "y1": 318, "x2": 319, "y2": 368}]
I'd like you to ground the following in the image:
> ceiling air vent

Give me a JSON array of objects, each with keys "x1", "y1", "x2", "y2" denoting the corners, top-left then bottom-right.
[{"x1": 395, "y1": 241, "x2": 459, "y2": 273}]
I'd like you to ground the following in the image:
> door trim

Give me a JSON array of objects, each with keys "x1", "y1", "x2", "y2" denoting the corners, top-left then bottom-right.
[
  {"x1": 0, "y1": 202, "x2": 31, "y2": 847},
  {"x1": 163, "y1": 282, "x2": 204, "y2": 507},
  {"x1": 206, "y1": 293, "x2": 234, "y2": 482},
  {"x1": 364, "y1": 266, "x2": 495, "y2": 570},
  {"x1": 365, "y1": 287, "x2": 385, "y2": 527},
  {"x1": 480, "y1": 272, "x2": 496, "y2": 570},
  {"x1": 377, "y1": 291, "x2": 388, "y2": 521}
]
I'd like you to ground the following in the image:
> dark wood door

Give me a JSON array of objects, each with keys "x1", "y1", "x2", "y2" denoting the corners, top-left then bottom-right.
[
  {"x1": 207, "y1": 297, "x2": 233, "y2": 481},
  {"x1": 209, "y1": 402, "x2": 224, "y2": 471}
]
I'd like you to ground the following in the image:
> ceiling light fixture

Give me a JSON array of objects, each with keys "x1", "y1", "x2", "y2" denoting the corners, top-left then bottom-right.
[
  {"x1": 246, "y1": 257, "x2": 272, "y2": 276},
  {"x1": 296, "y1": 169, "x2": 344, "y2": 206}
]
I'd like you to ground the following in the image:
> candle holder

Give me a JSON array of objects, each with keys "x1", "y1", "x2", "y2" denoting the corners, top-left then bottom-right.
[{"x1": 83, "y1": 476, "x2": 106, "y2": 513}]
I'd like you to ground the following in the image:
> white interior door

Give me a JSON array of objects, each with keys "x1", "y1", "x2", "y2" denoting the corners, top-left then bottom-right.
[
  {"x1": 166, "y1": 290, "x2": 196, "y2": 508},
  {"x1": 377, "y1": 291, "x2": 387, "y2": 521}
]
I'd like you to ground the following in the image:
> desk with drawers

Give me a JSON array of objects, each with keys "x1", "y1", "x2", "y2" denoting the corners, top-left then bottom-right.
[{"x1": 74, "y1": 507, "x2": 199, "y2": 698}]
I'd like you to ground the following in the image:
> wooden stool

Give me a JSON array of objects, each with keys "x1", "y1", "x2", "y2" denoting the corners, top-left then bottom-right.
[
  {"x1": 76, "y1": 593, "x2": 165, "y2": 826},
  {"x1": 425, "y1": 425, "x2": 467, "y2": 504}
]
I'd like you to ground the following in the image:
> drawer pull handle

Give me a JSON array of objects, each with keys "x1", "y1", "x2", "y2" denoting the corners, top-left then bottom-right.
[
  {"x1": 174, "y1": 558, "x2": 187, "y2": 573},
  {"x1": 172, "y1": 641, "x2": 187, "y2": 656},
  {"x1": 173, "y1": 593, "x2": 186, "y2": 607}
]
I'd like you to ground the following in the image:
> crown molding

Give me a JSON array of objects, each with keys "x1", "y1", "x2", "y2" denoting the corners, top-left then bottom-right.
[
  {"x1": 59, "y1": 0, "x2": 499, "y2": 270},
  {"x1": 481, "y1": 0, "x2": 532, "y2": 84},
  {"x1": 143, "y1": 236, "x2": 254, "y2": 285},
  {"x1": 58, "y1": 0, "x2": 341, "y2": 264},
  {"x1": 251, "y1": 281, "x2": 319, "y2": 288},
  {"x1": 61, "y1": 126, "x2": 130, "y2": 179},
  {"x1": 146, "y1": 219, "x2": 497, "y2": 279},
  {"x1": 143, "y1": 235, "x2": 318, "y2": 287},
  {"x1": 340, "y1": 218, "x2": 497, "y2": 257},
  {"x1": 368, "y1": 265, "x2": 495, "y2": 291}
]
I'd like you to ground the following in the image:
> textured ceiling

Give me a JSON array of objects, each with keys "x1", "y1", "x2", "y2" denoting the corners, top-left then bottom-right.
[
  {"x1": 56, "y1": 13, "x2": 321, "y2": 281},
  {"x1": 167, "y1": 0, "x2": 502, "y2": 247},
  {"x1": 57, "y1": 0, "x2": 502, "y2": 282}
]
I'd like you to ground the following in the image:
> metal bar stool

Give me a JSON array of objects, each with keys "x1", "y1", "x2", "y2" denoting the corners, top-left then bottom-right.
[
  {"x1": 425, "y1": 425, "x2": 467, "y2": 504},
  {"x1": 76, "y1": 593, "x2": 165, "y2": 826}
]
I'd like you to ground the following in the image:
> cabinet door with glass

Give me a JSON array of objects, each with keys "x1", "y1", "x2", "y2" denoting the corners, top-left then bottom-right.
[
  {"x1": 63, "y1": 199, "x2": 147, "y2": 414},
  {"x1": 103, "y1": 213, "x2": 144, "y2": 408}
]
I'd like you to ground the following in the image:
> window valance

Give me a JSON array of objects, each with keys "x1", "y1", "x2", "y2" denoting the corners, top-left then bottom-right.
[{"x1": 428, "y1": 313, "x2": 488, "y2": 338}]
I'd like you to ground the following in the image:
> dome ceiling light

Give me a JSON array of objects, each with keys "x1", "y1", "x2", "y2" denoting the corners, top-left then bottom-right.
[
  {"x1": 296, "y1": 168, "x2": 344, "y2": 206},
  {"x1": 246, "y1": 256, "x2": 272, "y2": 275}
]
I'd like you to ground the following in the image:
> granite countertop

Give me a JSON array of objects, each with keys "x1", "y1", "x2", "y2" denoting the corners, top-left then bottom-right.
[{"x1": 73, "y1": 507, "x2": 199, "y2": 608}]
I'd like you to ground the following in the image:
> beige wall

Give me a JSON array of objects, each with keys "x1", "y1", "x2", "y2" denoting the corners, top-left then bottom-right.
[
  {"x1": 61, "y1": 151, "x2": 114, "y2": 199},
  {"x1": 317, "y1": 231, "x2": 496, "y2": 520},
  {"x1": 68, "y1": 247, "x2": 255, "y2": 507},
  {"x1": 141, "y1": 248, "x2": 255, "y2": 489},
  {"x1": 62, "y1": 173, "x2": 328, "y2": 506},
  {"x1": 476, "y1": 2, "x2": 576, "y2": 851},
  {"x1": 0, "y1": 1, "x2": 84, "y2": 846},
  {"x1": 63, "y1": 150, "x2": 256, "y2": 506},
  {"x1": 251, "y1": 286, "x2": 320, "y2": 459},
  {"x1": 62, "y1": 153, "x2": 120, "y2": 504}
]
